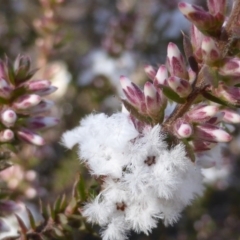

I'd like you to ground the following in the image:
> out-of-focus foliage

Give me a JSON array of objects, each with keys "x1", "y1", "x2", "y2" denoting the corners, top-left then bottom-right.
[{"x1": 0, "y1": 0, "x2": 240, "y2": 239}]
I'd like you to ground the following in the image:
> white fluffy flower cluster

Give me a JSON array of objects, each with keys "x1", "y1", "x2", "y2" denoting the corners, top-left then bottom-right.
[{"x1": 62, "y1": 112, "x2": 204, "y2": 240}]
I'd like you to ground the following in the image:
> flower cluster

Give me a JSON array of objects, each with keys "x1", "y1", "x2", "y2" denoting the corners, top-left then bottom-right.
[
  {"x1": 62, "y1": 113, "x2": 203, "y2": 239},
  {"x1": 63, "y1": 0, "x2": 240, "y2": 239},
  {"x1": 0, "y1": 56, "x2": 58, "y2": 146}
]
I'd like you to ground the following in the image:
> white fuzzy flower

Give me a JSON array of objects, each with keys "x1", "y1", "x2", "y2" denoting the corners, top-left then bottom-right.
[{"x1": 62, "y1": 112, "x2": 204, "y2": 239}]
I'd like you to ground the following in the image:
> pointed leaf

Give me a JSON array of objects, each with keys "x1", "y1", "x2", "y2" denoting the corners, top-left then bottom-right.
[
  {"x1": 15, "y1": 214, "x2": 28, "y2": 234},
  {"x1": 26, "y1": 207, "x2": 36, "y2": 229},
  {"x1": 161, "y1": 85, "x2": 186, "y2": 103}
]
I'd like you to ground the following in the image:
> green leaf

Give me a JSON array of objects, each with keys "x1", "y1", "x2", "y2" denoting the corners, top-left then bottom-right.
[
  {"x1": 15, "y1": 214, "x2": 28, "y2": 235},
  {"x1": 26, "y1": 207, "x2": 36, "y2": 229},
  {"x1": 161, "y1": 85, "x2": 186, "y2": 104},
  {"x1": 182, "y1": 139, "x2": 195, "y2": 162}
]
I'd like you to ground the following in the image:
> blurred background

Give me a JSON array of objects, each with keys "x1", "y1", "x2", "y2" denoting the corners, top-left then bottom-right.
[{"x1": 0, "y1": 0, "x2": 240, "y2": 239}]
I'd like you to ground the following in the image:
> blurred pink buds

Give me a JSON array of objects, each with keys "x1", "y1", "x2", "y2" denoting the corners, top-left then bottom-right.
[
  {"x1": 206, "y1": 112, "x2": 225, "y2": 124},
  {"x1": 195, "y1": 124, "x2": 232, "y2": 142},
  {"x1": 0, "y1": 200, "x2": 20, "y2": 214},
  {"x1": 25, "y1": 79, "x2": 51, "y2": 91},
  {"x1": 13, "y1": 94, "x2": 41, "y2": 110},
  {"x1": 178, "y1": 2, "x2": 224, "y2": 37},
  {"x1": 167, "y1": 76, "x2": 191, "y2": 98},
  {"x1": 167, "y1": 42, "x2": 188, "y2": 79},
  {"x1": 154, "y1": 65, "x2": 168, "y2": 86},
  {"x1": 201, "y1": 36, "x2": 221, "y2": 64},
  {"x1": 17, "y1": 128, "x2": 45, "y2": 146},
  {"x1": 174, "y1": 119, "x2": 193, "y2": 138},
  {"x1": 120, "y1": 76, "x2": 146, "y2": 113},
  {"x1": 30, "y1": 99, "x2": 54, "y2": 114},
  {"x1": 187, "y1": 104, "x2": 219, "y2": 123},
  {"x1": 0, "y1": 129, "x2": 14, "y2": 142},
  {"x1": 26, "y1": 116, "x2": 59, "y2": 130},
  {"x1": 219, "y1": 58, "x2": 240, "y2": 76},
  {"x1": 1, "y1": 109, "x2": 17, "y2": 127},
  {"x1": 207, "y1": 0, "x2": 226, "y2": 15}
]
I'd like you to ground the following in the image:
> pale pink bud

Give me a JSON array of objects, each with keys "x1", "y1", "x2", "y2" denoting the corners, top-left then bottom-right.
[
  {"x1": 201, "y1": 36, "x2": 220, "y2": 64},
  {"x1": 195, "y1": 124, "x2": 232, "y2": 142},
  {"x1": 190, "y1": 24, "x2": 204, "y2": 56},
  {"x1": 26, "y1": 116, "x2": 59, "y2": 130},
  {"x1": 174, "y1": 119, "x2": 193, "y2": 138},
  {"x1": 196, "y1": 155, "x2": 216, "y2": 168},
  {"x1": 219, "y1": 58, "x2": 240, "y2": 76},
  {"x1": 167, "y1": 42, "x2": 188, "y2": 79},
  {"x1": 178, "y1": 2, "x2": 223, "y2": 36},
  {"x1": 1, "y1": 109, "x2": 17, "y2": 127},
  {"x1": 13, "y1": 94, "x2": 41, "y2": 110},
  {"x1": 144, "y1": 82, "x2": 165, "y2": 120},
  {"x1": 144, "y1": 65, "x2": 156, "y2": 81},
  {"x1": 120, "y1": 76, "x2": 146, "y2": 113},
  {"x1": 29, "y1": 100, "x2": 54, "y2": 113},
  {"x1": 154, "y1": 65, "x2": 168, "y2": 86},
  {"x1": 34, "y1": 86, "x2": 58, "y2": 96},
  {"x1": 221, "y1": 109, "x2": 240, "y2": 123},
  {"x1": 0, "y1": 78, "x2": 12, "y2": 99},
  {"x1": 0, "y1": 129, "x2": 14, "y2": 142},
  {"x1": 17, "y1": 128, "x2": 45, "y2": 145},
  {"x1": 187, "y1": 104, "x2": 219, "y2": 122},
  {"x1": 207, "y1": 0, "x2": 226, "y2": 15},
  {"x1": 191, "y1": 140, "x2": 216, "y2": 152},
  {"x1": 167, "y1": 76, "x2": 191, "y2": 98},
  {"x1": 25, "y1": 79, "x2": 51, "y2": 91}
]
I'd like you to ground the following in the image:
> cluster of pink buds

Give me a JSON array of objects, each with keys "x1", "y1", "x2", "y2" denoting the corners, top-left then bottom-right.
[
  {"x1": 0, "y1": 55, "x2": 58, "y2": 146},
  {"x1": 120, "y1": 0, "x2": 240, "y2": 161}
]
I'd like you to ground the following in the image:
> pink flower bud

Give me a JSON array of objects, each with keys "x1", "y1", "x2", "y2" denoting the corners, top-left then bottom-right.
[
  {"x1": 1, "y1": 109, "x2": 17, "y2": 127},
  {"x1": 167, "y1": 42, "x2": 188, "y2": 79},
  {"x1": 201, "y1": 36, "x2": 220, "y2": 64},
  {"x1": 144, "y1": 82, "x2": 165, "y2": 120},
  {"x1": 174, "y1": 119, "x2": 193, "y2": 138},
  {"x1": 190, "y1": 24, "x2": 204, "y2": 57},
  {"x1": 34, "y1": 86, "x2": 58, "y2": 96},
  {"x1": 187, "y1": 104, "x2": 219, "y2": 123},
  {"x1": 0, "y1": 129, "x2": 14, "y2": 142},
  {"x1": 195, "y1": 123, "x2": 232, "y2": 142},
  {"x1": 167, "y1": 76, "x2": 191, "y2": 98},
  {"x1": 25, "y1": 79, "x2": 51, "y2": 91},
  {"x1": 26, "y1": 116, "x2": 59, "y2": 130},
  {"x1": 219, "y1": 58, "x2": 240, "y2": 76},
  {"x1": 191, "y1": 140, "x2": 216, "y2": 152},
  {"x1": 17, "y1": 128, "x2": 45, "y2": 146},
  {"x1": 207, "y1": 0, "x2": 226, "y2": 15},
  {"x1": 0, "y1": 78, "x2": 12, "y2": 99},
  {"x1": 221, "y1": 109, "x2": 240, "y2": 123},
  {"x1": 217, "y1": 83, "x2": 240, "y2": 105},
  {"x1": 13, "y1": 94, "x2": 41, "y2": 110},
  {"x1": 144, "y1": 65, "x2": 156, "y2": 81},
  {"x1": 178, "y1": 2, "x2": 223, "y2": 36},
  {"x1": 120, "y1": 76, "x2": 146, "y2": 113},
  {"x1": 154, "y1": 65, "x2": 168, "y2": 86},
  {"x1": 29, "y1": 100, "x2": 54, "y2": 114}
]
